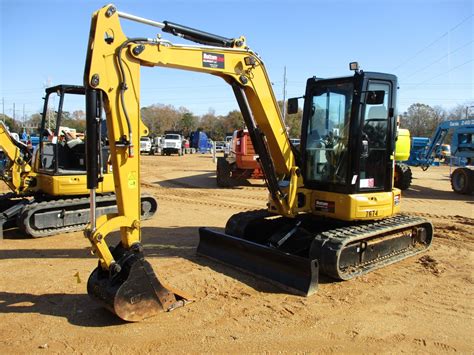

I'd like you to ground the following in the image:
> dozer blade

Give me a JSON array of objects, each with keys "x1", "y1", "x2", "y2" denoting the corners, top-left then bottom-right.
[
  {"x1": 198, "y1": 227, "x2": 319, "y2": 296},
  {"x1": 198, "y1": 212, "x2": 433, "y2": 296},
  {"x1": 88, "y1": 244, "x2": 191, "y2": 322}
]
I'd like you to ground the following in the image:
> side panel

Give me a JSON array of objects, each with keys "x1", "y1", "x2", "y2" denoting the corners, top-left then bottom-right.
[
  {"x1": 308, "y1": 190, "x2": 400, "y2": 221},
  {"x1": 37, "y1": 173, "x2": 115, "y2": 196}
]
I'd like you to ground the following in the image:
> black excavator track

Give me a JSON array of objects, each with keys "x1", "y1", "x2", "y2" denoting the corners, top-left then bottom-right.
[
  {"x1": 198, "y1": 210, "x2": 433, "y2": 295},
  {"x1": 14, "y1": 194, "x2": 158, "y2": 238}
]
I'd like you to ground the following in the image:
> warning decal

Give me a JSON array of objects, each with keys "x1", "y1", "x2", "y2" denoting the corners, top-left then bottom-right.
[
  {"x1": 315, "y1": 200, "x2": 335, "y2": 213},
  {"x1": 203, "y1": 52, "x2": 225, "y2": 69}
]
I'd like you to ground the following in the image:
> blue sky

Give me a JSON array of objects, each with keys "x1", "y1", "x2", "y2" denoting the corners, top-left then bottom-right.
[{"x1": 1, "y1": 0, "x2": 473, "y2": 122}]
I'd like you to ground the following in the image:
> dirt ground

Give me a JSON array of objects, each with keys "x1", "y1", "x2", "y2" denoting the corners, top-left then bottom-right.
[{"x1": 1, "y1": 155, "x2": 473, "y2": 353}]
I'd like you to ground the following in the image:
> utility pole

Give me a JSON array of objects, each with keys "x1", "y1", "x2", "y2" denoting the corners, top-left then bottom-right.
[
  {"x1": 466, "y1": 106, "x2": 474, "y2": 119},
  {"x1": 282, "y1": 66, "x2": 287, "y2": 123},
  {"x1": 44, "y1": 77, "x2": 53, "y2": 130}
]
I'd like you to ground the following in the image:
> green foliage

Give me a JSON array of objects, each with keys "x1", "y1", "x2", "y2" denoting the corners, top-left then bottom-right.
[
  {"x1": 0, "y1": 114, "x2": 22, "y2": 133},
  {"x1": 400, "y1": 101, "x2": 473, "y2": 139},
  {"x1": 400, "y1": 103, "x2": 437, "y2": 137},
  {"x1": 278, "y1": 100, "x2": 303, "y2": 139},
  {"x1": 139, "y1": 105, "x2": 244, "y2": 140},
  {"x1": 179, "y1": 112, "x2": 198, "y2": 137}
]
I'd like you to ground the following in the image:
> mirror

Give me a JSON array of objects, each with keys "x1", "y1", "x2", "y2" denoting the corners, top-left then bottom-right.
[
  {"x1": 365, "y1": 90, "x2": 385, "y2": 105},
  {"x1": 287, "y1": 98, "x2": 299, "y2": 114}
]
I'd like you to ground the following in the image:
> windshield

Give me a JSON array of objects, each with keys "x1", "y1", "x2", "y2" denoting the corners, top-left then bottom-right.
[
  {"x1": 141, "y1": 137, "x2": 150, "y2": 141},
  {"x1": 165, "y1": 134, "x2": 180, "y2": 140},
  {"x1": 304, "y1": 81, "x2": 353, "y2": 185}
]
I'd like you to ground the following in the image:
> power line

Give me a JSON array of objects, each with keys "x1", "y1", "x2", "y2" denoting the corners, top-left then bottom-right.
[
  {"x1": 392, "y1": 14, "x2": 473, "y2": 71},
  {"x1": 409, "y1": 58, "x2": 474, "y2": 89},
  {"x1": 402, "y1": 39, "x2": 474, "y2": 79}
]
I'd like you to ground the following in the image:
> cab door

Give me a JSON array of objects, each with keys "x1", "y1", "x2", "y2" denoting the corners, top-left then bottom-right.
[{"x1": 357, "y1": 78, "x2": 396, "y2": 192}]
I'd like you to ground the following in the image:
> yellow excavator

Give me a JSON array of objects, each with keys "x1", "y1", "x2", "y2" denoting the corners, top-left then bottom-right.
[
  {"x1": 0, "y1": 85, "x2": 157, "y2": 237},
  {"x1": 83, "y1": 4, "x2": 433, "y2": 321}
]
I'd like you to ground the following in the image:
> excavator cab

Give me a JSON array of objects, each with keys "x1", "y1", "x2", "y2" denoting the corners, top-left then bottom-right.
[
  {"x1": 37, "y1": 86, "x2": 89, "y2": 176},
  {"x1": 300, "y1": 72, "x2": 396, "y2": 197},
  {"x1": 199, "y1": 71, "x2": 432, "y2": 294}
]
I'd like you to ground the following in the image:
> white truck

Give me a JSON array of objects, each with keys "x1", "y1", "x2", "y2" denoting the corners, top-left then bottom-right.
[
  {"x1": 140, "y1": 136, "x2": 153, "y2": 154},
  {"x1": 161, "y1": 132, "x2": 183, "y2": 156}
]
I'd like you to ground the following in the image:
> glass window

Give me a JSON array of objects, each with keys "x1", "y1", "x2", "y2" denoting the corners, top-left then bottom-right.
[
  {"x1": 358, "y1": 81, "x2": 390, "y2": 190},
  {"x1": 38, "y1": 90, "x2": 86, "y2": 173},
  {"x1": 305, "y1": 81, "x2": 353, "y2": 185}
]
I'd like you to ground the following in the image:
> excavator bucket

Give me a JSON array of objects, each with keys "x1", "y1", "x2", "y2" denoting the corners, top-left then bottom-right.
[{"x1": 87, "y1": 243, "x2": 190, "y2": 322}]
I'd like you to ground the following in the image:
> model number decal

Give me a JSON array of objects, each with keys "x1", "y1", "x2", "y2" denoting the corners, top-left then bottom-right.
[{"x1": 366, "y1": 210, "x2": 378, "y2": 217}]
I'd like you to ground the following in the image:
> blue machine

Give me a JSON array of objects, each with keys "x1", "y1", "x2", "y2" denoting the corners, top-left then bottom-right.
[
  {"x1": 190, "y1": 131, "x2": 212, "y2": 153},
  {"x1": 412, "y1": 119, "x2": 473, "y2": 194},
  {"x1": 407, "y1": 137, "x2": 430, "y2": 166},
  {"x1": 417, "y1": 119, "x2": 473, "y2": 171}
]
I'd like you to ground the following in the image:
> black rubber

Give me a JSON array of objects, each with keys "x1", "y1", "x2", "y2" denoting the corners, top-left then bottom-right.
[
  {"x1": 451, "y1": 167, "x2": 473, "y2": 194},
  {"x1": 17, "y1": 194, "x2": 158, "y2": 238},
  {"x1": 394, "y1": 162, "x2": 412, "y2": 190}
]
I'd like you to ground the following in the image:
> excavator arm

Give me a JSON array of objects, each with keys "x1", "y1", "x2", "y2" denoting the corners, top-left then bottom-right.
[
  {"x1": 84, "y1": 4, "x2": 302, "y2": 268},
  {"x1": 83, "y1": 4, "x2": 301, "y2": 321},
  {"x1": 0, "y1": 121, "x2": 34, "y2": 194}
]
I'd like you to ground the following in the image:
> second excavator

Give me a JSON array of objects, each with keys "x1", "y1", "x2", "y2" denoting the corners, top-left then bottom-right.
[
  {"x1": 82, "y1": 5, "x2": 433, "y2": 321},
  {"x1": 0, "y1": 85, "x2": 157, "y2": 237}
]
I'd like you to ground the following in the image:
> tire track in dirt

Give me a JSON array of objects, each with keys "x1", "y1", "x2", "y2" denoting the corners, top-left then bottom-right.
[
  {"x1": 153, "y1": 194, "x2": 258, "y2": 211},
  {"x1": 142, "y1": 179, "x2": 268, "y2": 201},
  {"x1": 142, "y1": 181, "x2": 267, "y2": 211}
]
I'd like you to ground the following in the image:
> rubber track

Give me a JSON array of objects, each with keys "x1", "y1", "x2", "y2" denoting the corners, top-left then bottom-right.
[
  {"x1": 17, "y1": 194, "x2": 157, "y2": 238},
  {"x1": 225, "y1": 210, "x2": 433, "y2": 281},
  {"x1": 311, "y1": 214, "x2": 433, "y2": 280}
]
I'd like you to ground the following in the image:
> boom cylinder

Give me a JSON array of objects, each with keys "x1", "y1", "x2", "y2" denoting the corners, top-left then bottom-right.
[{"x1": 85, "y1": 89, "x2": 100, "y2": 190}]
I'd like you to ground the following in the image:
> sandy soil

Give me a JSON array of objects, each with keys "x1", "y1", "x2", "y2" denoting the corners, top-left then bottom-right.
[{"x1": 0, "y1": 155, "x2": 473, "y2": 353}]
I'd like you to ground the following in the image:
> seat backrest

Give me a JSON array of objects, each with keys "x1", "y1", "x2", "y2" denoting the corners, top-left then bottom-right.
[{"x1": 368, "y1": 106, "x2": 387, "y2": 119}]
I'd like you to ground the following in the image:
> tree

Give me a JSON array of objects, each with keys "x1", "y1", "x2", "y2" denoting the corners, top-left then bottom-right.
[
  {"x1": 400, "y1": 103, "x2": 436, "y2": 137},
  {"x1": 222, "y1": 110, "x2": 244, "y2": 135},
  {"x1": 277, "y1": 100, "x2": 303, "y2": 138},
  {"x1": 0, "y1": 114, "x2": 21, "y2": 133},
  {"x1": 179, "y1": 112, "x2": 198, "y2": 137},
  {"x1": 447, "y1": 103, "x2": 474, "y2": 120},
  {"x1": 140, "y1": 104, "x2": 182, "y2": 135},
  {"x1": 27, "y1": 113, "x2": 42, "y2": 129},
  {"x1": 198, "y1": 110, "x2": 219, "y2": 138},
  {"x1": 285, "y1": 110, "x2": 303, "y2": 138}
]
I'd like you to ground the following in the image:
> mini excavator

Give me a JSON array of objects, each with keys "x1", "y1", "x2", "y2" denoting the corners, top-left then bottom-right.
[
  {"x1": 0, "y1": 85, "x2": 157, "y2": 237},
  {"x1": 83, "y1": 4, "x2": 433, "y2": 321}
]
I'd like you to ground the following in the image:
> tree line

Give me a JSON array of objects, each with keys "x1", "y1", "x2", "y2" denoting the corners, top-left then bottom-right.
[
  {"x1": 399, "y1": 102, "x2": 473, "y2": 138},
  {"x1": 1, "y1": 100, "x2": 471, "y2": 141},
  {"x1": 140, "y1": 101, "x2": 302, "y2": 140}
]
